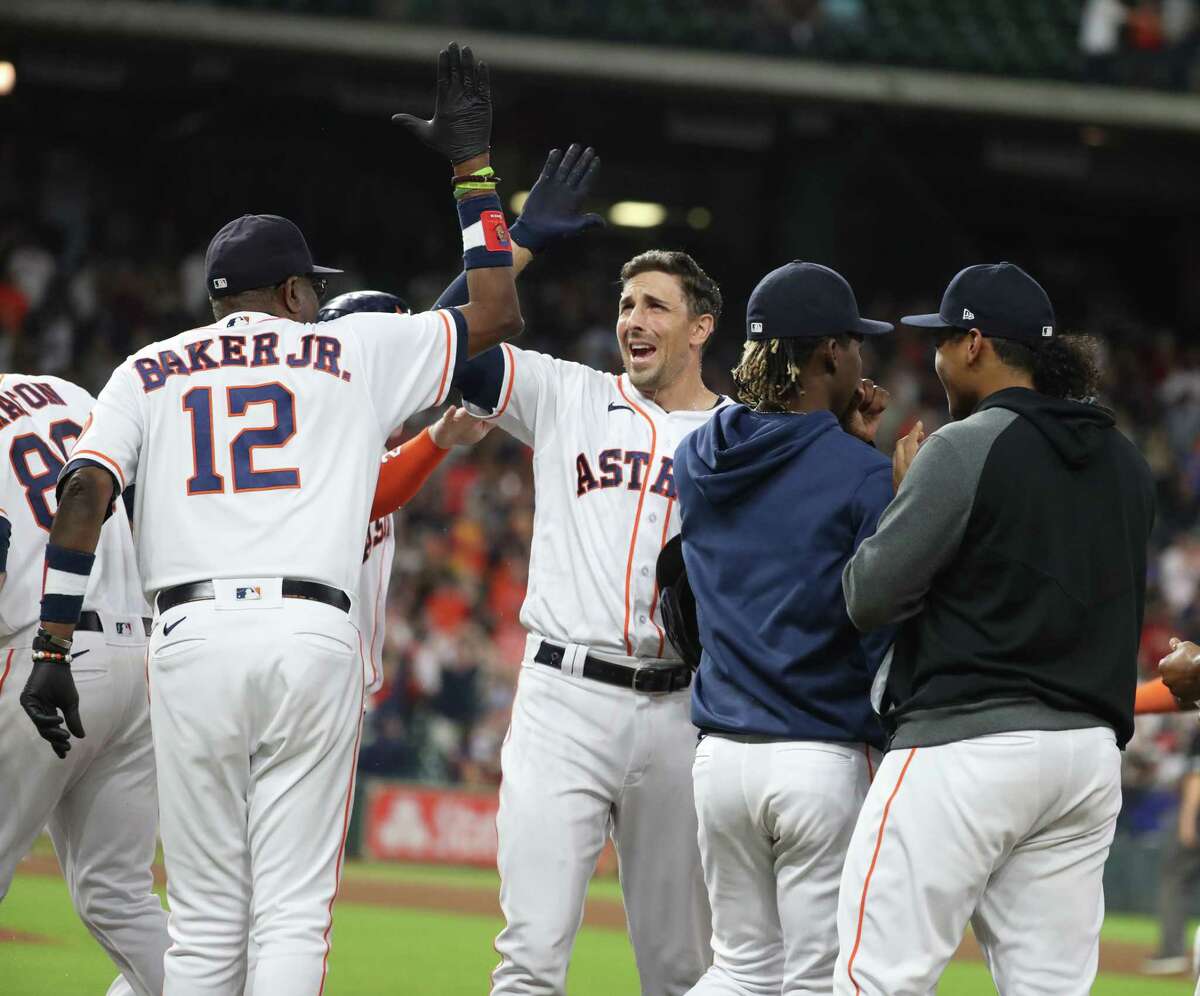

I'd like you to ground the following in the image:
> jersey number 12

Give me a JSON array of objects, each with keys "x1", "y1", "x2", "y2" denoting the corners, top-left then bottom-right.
[{"x1": 182, "y1": 383, "x2": 300, "y2": 495}]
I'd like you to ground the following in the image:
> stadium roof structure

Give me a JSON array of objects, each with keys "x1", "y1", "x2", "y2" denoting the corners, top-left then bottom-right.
[{"x1": 4, "y1": 0, "x2": 1200, "y2": 135}]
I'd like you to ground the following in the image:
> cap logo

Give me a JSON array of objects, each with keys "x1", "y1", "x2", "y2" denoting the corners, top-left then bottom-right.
[
  {"x1": 1042, "y1": 325, "x2": 1053, "y2": 337},
  {"x1": 750, "y1": 321, "x2": 764, "y2": 335},
  {"x1": 962, "y1": 308, "x2": 975, "y2": 321},
  {"x1": 212, "y1": 277, "x2": 228, "y2": 290}
]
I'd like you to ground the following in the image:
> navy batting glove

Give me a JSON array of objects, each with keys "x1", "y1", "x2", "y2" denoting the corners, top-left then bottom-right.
[{"x1": 509, "y1": 144, "x2": 604, "y2": 253}]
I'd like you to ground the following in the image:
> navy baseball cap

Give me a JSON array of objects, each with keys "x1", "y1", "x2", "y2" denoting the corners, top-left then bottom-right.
[
  {"x1": 317, "y1": 290, "x2": 412, "y2": 322},
  {"x1": 746, "y1": 262, "x2": 892, "y2": 341},
  {"x1": 205, "y1": 214, "x2": 342, "y2": 299},
  {"x1": 901, "y1": 263, "x2": 1055, "y2": 343}
]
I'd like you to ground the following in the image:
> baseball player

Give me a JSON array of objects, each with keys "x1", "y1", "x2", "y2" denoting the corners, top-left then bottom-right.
[
  {"x1": 19, "y1": 42, "x2": 522, "y2": 995},
  {"x1": 450, "y1": 215, "x2": 726, "y2": 989},
  {"x1": 319, "y1": 290, "x2": 493, "y2": 696},
  {"x1": 672, "y1": 262, "x2": 895, "y2": 995},
  {"x1": 0, "y1": 372, "x2": 169, "y2": 996},
  {"x1": 834, "y1": 264, "x2": 1155, "y2": 995}
]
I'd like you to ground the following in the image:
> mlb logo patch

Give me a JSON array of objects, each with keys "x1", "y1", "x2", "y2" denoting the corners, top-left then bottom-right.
[
  {"x1": 236, "y1": 586, "x2": 263, "y2": 601},
  {"x1": 1042, "y1": 325, "x2": 1054, "y2": 337},
  {"x1": 750, "y1": 321, "x2": 764, "y2": 336},
  {"x1": 116, "y1": 621, "x2": 131, "y2": 635},
  {"x1": 212, "y1": 277, "x2": 228, "y2": 290}
]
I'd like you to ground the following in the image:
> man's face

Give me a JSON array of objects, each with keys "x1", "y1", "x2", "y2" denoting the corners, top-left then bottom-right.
[
  {"x1": 616, "y1": 271, "x2": 705, "y2": 393},
  {"x1": 933, "y1": 329, "x2": 978, "y2": 421}
]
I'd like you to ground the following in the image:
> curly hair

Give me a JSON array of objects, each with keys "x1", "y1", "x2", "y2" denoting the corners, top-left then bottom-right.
[
  {"x1": 989, "y1": 334, "x2": 1102, "y2": 400},
  {"x1": 732, "y1": 335, "x2": 847, "y2": 410}
]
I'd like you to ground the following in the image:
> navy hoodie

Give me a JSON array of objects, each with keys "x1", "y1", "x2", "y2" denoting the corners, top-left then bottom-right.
[{"x1": 675, "y1": 405, "x2": 894, "y2": 748}]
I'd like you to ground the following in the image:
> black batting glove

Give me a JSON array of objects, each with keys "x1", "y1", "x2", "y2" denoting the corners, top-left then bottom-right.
[
  {"x1": 509, "y1": 144, "x2": 605, "y2": 254},
  {"x1": 392, "y1": 42, "x2": 493, "y2": 165},
  {"x1": 21, "y1": 634, "x2": 85, "y2": 759}
]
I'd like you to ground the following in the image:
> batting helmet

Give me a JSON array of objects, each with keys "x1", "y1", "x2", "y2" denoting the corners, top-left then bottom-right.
[{"x1": 317, "y1": 289, "x2": 412, "y2": 321}]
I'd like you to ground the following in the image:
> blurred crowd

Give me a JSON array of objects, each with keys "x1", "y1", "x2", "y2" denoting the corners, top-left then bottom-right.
[
  {"x1": 161, "y1": 0, "x2": 1200, "y2": 90},
  {"x1": 2, "y1": 158, "x2": 1198, "y2": 826}
]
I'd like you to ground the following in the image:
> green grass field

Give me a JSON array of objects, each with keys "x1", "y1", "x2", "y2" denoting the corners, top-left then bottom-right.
[{"x1": 2, "y1": 858, "x2": 1196, "y2": 995}]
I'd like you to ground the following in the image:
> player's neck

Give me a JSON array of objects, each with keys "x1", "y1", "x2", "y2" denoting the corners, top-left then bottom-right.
[{"x1": 645, "y1": 368, "x2": 718, "y2": 413}]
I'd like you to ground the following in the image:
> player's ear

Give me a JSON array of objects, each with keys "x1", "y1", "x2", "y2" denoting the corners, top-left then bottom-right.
[
  {"x1": 280, "y1": 276, "x2": 304, "y2": 318},
  {"x1": 823, "y1": 337, "x2": 839, "y2": 375},
  {"x1": 690, "y1": 313, "x2": 714, "y2": 350}
]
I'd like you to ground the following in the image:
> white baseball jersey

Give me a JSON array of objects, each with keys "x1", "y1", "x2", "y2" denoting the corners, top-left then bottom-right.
[
  {"x1": 473, "y1": 344, "x2": 729, "y2": 659},
  {"x1": 358, "y1": 511, "x2": 395, "y2": 695},
  {"x1": 0, "y1": 373, "x2": 144, "y2": 639},
  {"x1": 66, "y1": 309, "x2": 462, "y2": 599}
]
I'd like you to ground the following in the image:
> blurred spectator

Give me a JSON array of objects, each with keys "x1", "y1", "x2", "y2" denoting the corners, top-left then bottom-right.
[{"x1": 1081, "y1": 0, "x2": 1130, "y2": 83}]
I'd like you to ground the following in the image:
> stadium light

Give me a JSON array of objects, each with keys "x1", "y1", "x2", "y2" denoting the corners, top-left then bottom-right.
[
  {"x1": 686, "y1": 207, "x2": 712, "y2": 230},
  {"x1": 0, "y1": 62, "x2": 15, "y2": 97},
  {"x1": 609, "y1": 201, "x2": 667, "y2": 228},
  {"x1": 509, "y1": 190, "x2": 529, "y2": 214}
]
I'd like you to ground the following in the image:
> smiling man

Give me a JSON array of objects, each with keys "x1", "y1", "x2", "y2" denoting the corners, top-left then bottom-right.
[{"x1": 458, "y1": 247, "x2": 727, "y2": 995}]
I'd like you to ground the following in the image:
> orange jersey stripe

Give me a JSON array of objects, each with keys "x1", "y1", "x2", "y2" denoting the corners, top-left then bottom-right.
[
  {"x1": 317, "y1": 639, "x2": 367, "y2": 995},
  {"x1": 649, "y1": 497, "x2": 674, "y2": 658},
  {"x1": 435, "y1": 311, "x2": 454, "y2": 405},
  {"x1": 0, "y1": 650, "x2": 12, "y2": 699},
  {"x1": 847, "y1": 747, "x2": 918, "y2": 995},
  {"x1": 493, "y1": 343, "x2": 517, "y2": 418},
  {"x1": 72, "y1": 449, "x2": 127, "y2": 490},
  {"x1": 617, "y1": 378, "x2": 657, "y2": 657}
]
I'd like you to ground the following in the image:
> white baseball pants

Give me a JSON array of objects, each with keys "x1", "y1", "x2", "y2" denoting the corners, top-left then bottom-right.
[
  {"x1": 0, "y1": 618, "x2": 169, "y2": 996},
  {"x1": 149, "y1": 588, "x2": 363, "y2": 996},
  {"x1": 687, "y1": 736, "x2": 876, "y2": 996},
  {"x1": 491, "y1": 648, "x2": 712, "y2": 995},
  {"x1": 833, "y1": 726, "x2": 1122, "y2": 996}
]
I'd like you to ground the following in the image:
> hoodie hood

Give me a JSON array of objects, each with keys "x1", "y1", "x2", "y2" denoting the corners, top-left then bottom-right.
[
  {"x1": 979, "y1": 387, "x2": 1115, "y2": 468},
  {"x1": 686, "y1": 405, "x2": 841, "y2": 506}
]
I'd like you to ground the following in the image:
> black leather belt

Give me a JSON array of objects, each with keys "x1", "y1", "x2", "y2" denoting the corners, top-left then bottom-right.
[
  {"x1": 156, "y1": 580, "x2": 351, "y2": 615},
  {"x1": 534, "y1": 640, "x2": 691, "y2": 693},
  {"x1": 77, "y1": 611, "x2": 152, "y2": 637}
]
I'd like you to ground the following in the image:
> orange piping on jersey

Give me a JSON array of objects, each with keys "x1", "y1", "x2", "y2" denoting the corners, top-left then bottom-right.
[
  {"x1": 72, "y1": 449, "x2": 126, "y2": 490},
  {"x1": 847, "y1": 747, "x2": 917, "y2": 995},
  {"x1": 617, "y1": 378, "x2": 657, "y2": 657},
  {"x1": 484, "y1": 343, "x2": 517, "y2": 420},
  {"x1": 863, "y1": 743, "x2": 875, "y2": 782},
  {"x1": 318, "y1": 636, "x2": 367, "y2": 996},
  {"x1": 649, "y1": 497, "x2": 673, "y2": 658},
  {"x1": 435, "y1": 311, "x2": 454, "y2": 406},
  {"x1": 367, "y1": 534, "x2": 387, "y2": 691},
  {"x1": 0, "y1": 650, "x2": 12, "y2": 699}
]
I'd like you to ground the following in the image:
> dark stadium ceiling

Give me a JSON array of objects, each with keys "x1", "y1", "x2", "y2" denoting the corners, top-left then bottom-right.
[{"x1": 5, "y1": 0, "x2": 1200, "y2": 135}]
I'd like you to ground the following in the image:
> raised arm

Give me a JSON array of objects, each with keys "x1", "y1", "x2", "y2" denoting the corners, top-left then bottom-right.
[
  {"x1": 393, "y1": 43, "x2": 522, "y2": 357},
  {"x1": 370, "y1": 407, "x2": 491, "y2": 520},
  {"x1": 435, "y1": 144, "x2": 603, "y2": 315}
]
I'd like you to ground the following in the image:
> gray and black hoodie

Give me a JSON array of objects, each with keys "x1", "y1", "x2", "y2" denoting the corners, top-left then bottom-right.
[{"x1": 844, "y1": 387, "x2": 1155, "y2": 749}]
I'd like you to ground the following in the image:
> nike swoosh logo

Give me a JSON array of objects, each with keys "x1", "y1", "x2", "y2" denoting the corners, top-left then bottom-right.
[
  {"x1": 607, "y1": 402, "x2": 634, "y2": 414},
  {"x1": 71, "y1": 649, "x2": 90, "y2": 660},
  {"x1": 163, "y1": 617, "x2": 187, "y2": 636}
]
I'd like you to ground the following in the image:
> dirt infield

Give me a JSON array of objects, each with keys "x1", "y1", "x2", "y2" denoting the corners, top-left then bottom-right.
[{"x1": 14, "y1": 854, "x2": 1172, "y2": 979}]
